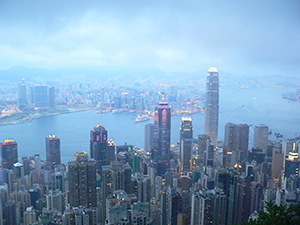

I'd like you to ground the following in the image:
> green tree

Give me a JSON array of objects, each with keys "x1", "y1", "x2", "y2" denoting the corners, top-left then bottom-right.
[{"x1": 246, "y1": 201, "x2": 300, "y2": 225}]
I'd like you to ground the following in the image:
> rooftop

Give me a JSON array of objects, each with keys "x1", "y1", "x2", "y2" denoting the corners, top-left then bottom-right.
[{"x1": 208, "y1": 67, "x2": 218, "y2": 73}]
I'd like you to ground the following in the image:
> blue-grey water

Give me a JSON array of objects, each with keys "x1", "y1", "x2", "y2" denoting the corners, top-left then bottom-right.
[{"x1": 0, "y1": 87, "x2": 299, "y2": 163}]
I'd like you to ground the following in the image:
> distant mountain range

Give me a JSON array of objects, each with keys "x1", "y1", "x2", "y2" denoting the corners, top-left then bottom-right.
[
  {"x1": 0, "y1": 66, "x2": 299, "y2": 87},
  {"x1": 0, "y1": 66, "x2": 237, "y2": 82},
  {"x1": 0, "y1": 65, "x2": 168, "y2": 82}
]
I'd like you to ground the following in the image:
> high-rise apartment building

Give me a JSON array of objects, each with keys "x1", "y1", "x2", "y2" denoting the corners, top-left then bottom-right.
[
  {"x1": 144, "y1": 123, "x2": 154, "y2": 152},
  {"x1": 68, "y1": 151, "x2": 96, "y2": 208},
  {"x1": 101, "y1": 161, "x2": 132, "y2": 223},
  {"x1": 131, "y1": 173, "x2": 151, "y2": 203},
  {"x1": 165, "y1": 186, "x2": 182, "y2": 225},
  {"x1": 0, "y1": 139, "x2": 18, "y2": 169},
  {"x1": 45, "y1": 134, "x2": 61, "y2": 165},
  {"x1": 253, "y1": 124, "x2": 269, "y2": 152},
  {"x1": 152, "y1": 95, "x2": 171, "y2": 176},
  {"x1": 180, "y1": 117, "x2": 193, "y2": 172},
  {"x1": 90, "y1": 124, "x2": 109, "y2": 174},
  {"x1": 191, "y1": 189, "x2": 227, "y2": 225},
  {"x1": 204, "y1": 68, "x2": 219, "y2": 146},
  {"x1": 34, "y1": 85, "x2": 48, "y2": 108}
]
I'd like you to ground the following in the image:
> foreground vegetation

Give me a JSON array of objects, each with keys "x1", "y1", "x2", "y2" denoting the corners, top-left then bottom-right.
[{"x1": 246, "y1": 201, "x2": 300, "y2": 225}]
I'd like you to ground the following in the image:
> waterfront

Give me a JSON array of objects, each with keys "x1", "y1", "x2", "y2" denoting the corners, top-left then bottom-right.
[{"x1": 0, "y1": 87, "x2": 299, "y2": 163}]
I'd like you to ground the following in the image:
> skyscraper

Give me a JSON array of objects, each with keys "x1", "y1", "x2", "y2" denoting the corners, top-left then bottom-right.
[
  {"x1": 68, "y1": 151, "x2": 96, "y2": 208},
  {"x1": 191, "y1": 189, "x2": 227, "y2": 225},
  {"x1": 101, "y1": 161, "x2": 132, "y2": 223},
  {"x1": 224, "y1": 123, "x2": 249, "y2": 163},
  {"x1": 90, "y1": 124, "x2": 108, "y2": 174},
  {"x1": 0, "y1": 139, "x2": 18, "y2": 169},
  {"x1": 180, "y1": 117, "x2": 193, "y2": 172},
  {"x1": 165, "y1": 186, "x2": 182, "y2": 225},
  {"x1": 48, "y1": 86, "x2": 55, "y2": 108},
  {"x1": 283, "y1": 152, "x2": 299, "y2": 181},
  {"x1": 224, "y1": 123, "x2": 236, "y2": 152},
  {"x1": 253, "y1": 124, "x2": 269, "y2": 152},
  {"x1": 198, "y1": 134, "x2": 210, "y2": 158},
  {"x1": 144, "y1": 123, "x2": 154, "y2": 152},
  {"x1": 152, "y1": 95, "x2": 171, "y2": 176},
  {"x1": 206, "y1": 141, "x2": 214, "y2": 167},
  {"x1": 271, "y1": 143, "x2": 283, "y2": 179},
  {"x1": 100, "y1": 86, "x2": 105, "y2": 102},
  {"x1": 180, "y1": 117, "x2": 193, "y2": 141},
  {"x1": 236, "y1": 124, "x2": 249, "y2": 162},
  {"x1": 34, "y1": 85, "x2": 48, "y2": 108},
  {"x1": 18, "y1": 81, "x2": 27, "y2": 109},
  {"x1": 46, "y1": 134, "x2": 61, "y2": 165},
  {"x1": 282, "y1": 139, "x2": 297, "y2": 158},
  {"x1": 132, "y1": 154, "x2": 141, "y2": 174},
  {"x1": 204, "y1": 68, "x2": 219, "y2": 146},
  {"x1": 107, "y1": 140, "x2": 116, "y2": 164}
]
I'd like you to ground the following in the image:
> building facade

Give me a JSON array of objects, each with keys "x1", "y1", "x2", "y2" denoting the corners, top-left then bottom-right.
[
  {"x1": 68, "y1": 151, "x2": 96, "y2": 208},
  {"x1": 144, "y1": 123, "x2": 154, "y2": 152},
  {"x1": 48, "y1": 86, "x2": 55, "y2": 108},
  {"x1": 46, "y1": 134, "x2": 61, "y2": 165},
  {"x1": 180, "y1": 117, "x2": 193, "y2": 172},
  {"x1": 0, "y1": 139, "x2": 18, "y2": 169},
  {"x1": 204, "y1": 68, "x2": 219, "y2": 147},
  {"x1": 152, "y1": 96, "x2": 171, "y2": 176},
  {"x1": 253, "y1": 124, "x2": 269, "y2": 152},
  {"x1": 90, "y1": 124, "x2": 108, "y2": 174},
  {"x1": 34, "y1": 85, "x2": 48, "y2": 108}
]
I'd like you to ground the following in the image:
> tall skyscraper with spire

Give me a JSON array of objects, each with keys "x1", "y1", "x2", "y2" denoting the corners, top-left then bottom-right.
[
  {"x1": 152, "y1": 93, "x2": 171, "y2": 176},
  {"x1": 204, "y1": 68, "x2": 219, "y2": 146}
]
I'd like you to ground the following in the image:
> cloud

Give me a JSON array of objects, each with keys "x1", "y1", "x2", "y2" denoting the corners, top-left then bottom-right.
[{"x1": 0, "y1": 0, "x2": 299, "y2": 76}]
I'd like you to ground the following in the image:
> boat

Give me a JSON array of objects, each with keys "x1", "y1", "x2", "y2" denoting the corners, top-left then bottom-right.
[
  {"x1": 135, "y1": 115, "x2": 150, "y2": 123},
  {"x1": 112, "y1": 109, "x2": 126, "y2": 114}
]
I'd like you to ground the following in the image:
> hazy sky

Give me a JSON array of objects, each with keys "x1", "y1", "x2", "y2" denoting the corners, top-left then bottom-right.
[{"x1": 0, "y1": 0, "x2": 299, "y2": 76}]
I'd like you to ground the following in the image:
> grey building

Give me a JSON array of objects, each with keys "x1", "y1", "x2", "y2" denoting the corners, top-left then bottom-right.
[
  {"x1": 253, "y1": 124, "x2": 269, "y2": 152},
  {"x1": 67, "y1": 151, "x2": 96, "y2": 208},
  {"x1": 144, "y1": 123, "x2": 154, "y2": 152},
  {"x1": 180, "y1": 117, "x2": 193, "y2": 172},
  {"x1": 204, "y1": 68, "x2": 219, "y2": 147},
  {"x1": 34, "y1": 85, "x2": 48, "y2": 108}
]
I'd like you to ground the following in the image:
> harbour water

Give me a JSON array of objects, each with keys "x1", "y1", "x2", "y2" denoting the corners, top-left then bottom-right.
[{"x1": 0, "y1": 87, "x2": 299, "y2": 163}]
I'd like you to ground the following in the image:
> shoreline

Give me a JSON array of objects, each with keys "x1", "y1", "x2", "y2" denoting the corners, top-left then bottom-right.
[{"x1": 0, "y1": 107, "x2": 96, "y2": 126}]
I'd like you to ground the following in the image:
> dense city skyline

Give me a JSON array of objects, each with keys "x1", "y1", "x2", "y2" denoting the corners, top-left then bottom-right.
[
  {"x1": 0, "y1": 1, "x2": 300, "y2": 224},
  {"x1": 0, "y1": 76, "x2": 299, "y2": 224}
]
